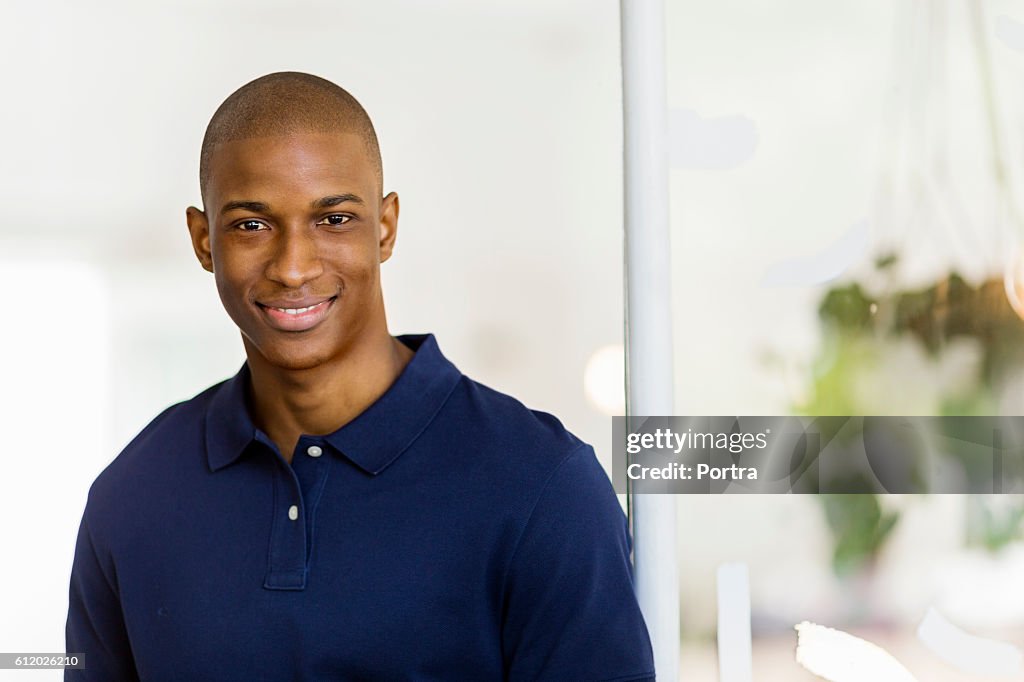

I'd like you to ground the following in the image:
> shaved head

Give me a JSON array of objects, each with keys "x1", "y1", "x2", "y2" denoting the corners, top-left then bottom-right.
[{"x1": 199, "y1": 71, "x2": 382, "y2": 208}]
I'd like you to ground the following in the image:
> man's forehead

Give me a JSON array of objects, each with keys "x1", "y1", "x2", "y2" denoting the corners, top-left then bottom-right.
[
  {"x1": 206, "y1": 132, "x2": 375, "y2": 199},
  {"x1": 210, "y1": 130, "x2": 369, "y2": 166}
]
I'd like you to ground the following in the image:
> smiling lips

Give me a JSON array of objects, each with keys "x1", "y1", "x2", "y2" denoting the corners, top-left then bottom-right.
[{"x1": 257, "y1": 296, "x2": 336, "y2": 332}]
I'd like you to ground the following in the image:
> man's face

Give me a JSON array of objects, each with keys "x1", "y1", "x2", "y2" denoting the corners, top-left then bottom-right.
[{"x1": 186, "y1": 131, "x2": 398, "y2": 371}]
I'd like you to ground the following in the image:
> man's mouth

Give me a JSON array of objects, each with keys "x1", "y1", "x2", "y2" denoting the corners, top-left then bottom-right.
[{"x1": 256, "y1": 296, "x2": 336, "y2": 331}]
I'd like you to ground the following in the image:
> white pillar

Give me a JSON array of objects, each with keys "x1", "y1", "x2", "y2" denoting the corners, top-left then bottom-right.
[
  {"x1": 717, "y1": 563, "x2": 753, "y2": 682},
  {"x1": 620, "y1": 1, "x2": 679, "y2": 680}
]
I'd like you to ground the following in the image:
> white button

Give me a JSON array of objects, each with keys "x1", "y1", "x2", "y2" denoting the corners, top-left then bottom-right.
[
  {"x1": 288, "y1": 505, "x2": 299, "y2": 521},
  {"x1": 307, "y1": 445, "x2": 323, "y2": 458}
]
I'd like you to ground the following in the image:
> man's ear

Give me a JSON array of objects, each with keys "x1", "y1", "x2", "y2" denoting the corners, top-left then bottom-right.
[
  {"x1": 185, "y1": 206, "x2": 214, "y2": 273},
  {"x1": 379, "y1": 191, "x2": 400, "y2": 263}
]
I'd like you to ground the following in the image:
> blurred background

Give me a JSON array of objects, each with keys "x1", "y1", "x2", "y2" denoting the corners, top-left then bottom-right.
[{"x1": 3, "y1": 0, "x2": 1024, "y2": 679}]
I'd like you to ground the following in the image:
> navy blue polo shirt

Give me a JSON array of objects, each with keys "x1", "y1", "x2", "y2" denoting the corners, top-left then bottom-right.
[{"x1": 65, "y1": 333, "x2": 654, "y2": 681}]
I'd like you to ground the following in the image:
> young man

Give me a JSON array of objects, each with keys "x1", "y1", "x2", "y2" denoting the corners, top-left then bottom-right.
[{"x1": 65, "y1": 71, "x2": 655, "y2": 681}]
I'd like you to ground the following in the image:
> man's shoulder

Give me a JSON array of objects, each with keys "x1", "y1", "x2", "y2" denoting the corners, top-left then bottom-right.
[
  {"x1": 86, "y1": 379, "x2": 226, "y2": 509},
  {"x1": 444, "y1": 373, "x2": 593, "y2": 471}
]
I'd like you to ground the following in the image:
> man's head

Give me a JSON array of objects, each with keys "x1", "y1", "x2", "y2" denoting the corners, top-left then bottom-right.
[
  {"x1": 186, "y1": 71, "x2": 399, "y2": 372},
  {"x1": 198, "y1": 72, "x2": 383, "y2": 207}
]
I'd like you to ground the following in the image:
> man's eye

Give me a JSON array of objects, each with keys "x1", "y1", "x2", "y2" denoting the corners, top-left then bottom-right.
[
  {"x1": 318, "y1": 214, "x2": 351, "y2": 226},
  {"x1": 237, "y1": 220, "x2": 267, "y2": 231}
]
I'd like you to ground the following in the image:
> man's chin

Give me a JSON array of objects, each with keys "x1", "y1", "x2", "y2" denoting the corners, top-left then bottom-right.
[
  {"x1": 243, "y1": 336, "x2": 336, "y2": 372},
  {"x1": 265, "y1": 350, "x2": 333, "y2": 372}
]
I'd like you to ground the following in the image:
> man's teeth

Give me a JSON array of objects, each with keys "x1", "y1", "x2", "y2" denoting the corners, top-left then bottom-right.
[{"x1": 272, "y1": 302, "x2": 323, "y2": 315}]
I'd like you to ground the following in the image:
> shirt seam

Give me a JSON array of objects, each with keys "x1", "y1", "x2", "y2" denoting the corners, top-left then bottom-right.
[
  {"x1": 78, "y1": 507, "x2": 143, "y2": 676},
  {"x1": 82, "y1": 511, "x2": 119, "y2": 596},
  {"x1": 500, "y1": 440, "x2": 590, "y2": 595}
]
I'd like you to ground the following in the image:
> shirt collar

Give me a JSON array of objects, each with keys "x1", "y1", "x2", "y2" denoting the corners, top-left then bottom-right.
[{"x1": 204, "y1": 333, "x2": 462, "y2": 475}]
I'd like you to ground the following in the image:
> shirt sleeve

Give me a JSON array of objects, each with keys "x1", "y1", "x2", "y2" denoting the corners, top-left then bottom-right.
[
  {"x1": 65, "y1": 504, "x2": 140, "y2": 681},
  {"x1": 501, "y1": 444, "x2": 656, "y2": 682}
]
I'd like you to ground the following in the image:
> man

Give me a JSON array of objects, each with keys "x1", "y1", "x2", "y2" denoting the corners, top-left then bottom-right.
[{"x1": 65, "y1": 71, "x2": 655, "y2": 681}]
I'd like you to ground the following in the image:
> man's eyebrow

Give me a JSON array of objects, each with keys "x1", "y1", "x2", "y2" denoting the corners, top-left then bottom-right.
[
  {"x1": 220, "y1": 200, "x2": 269, "y2": 215},
  {"x1": 312, "y1": 194, "x2": 365, "y2": 209},
  {"x1": 219, "y1": 194, "x2": 364, "y2": 216}
]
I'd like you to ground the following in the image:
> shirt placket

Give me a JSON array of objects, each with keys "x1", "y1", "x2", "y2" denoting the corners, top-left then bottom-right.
[{"x1": 259, "y1": 434, "x2": 330, "y2": 590}]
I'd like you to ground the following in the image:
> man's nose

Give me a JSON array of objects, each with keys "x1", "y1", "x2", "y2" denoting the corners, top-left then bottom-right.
[{"x1": 265, "y1": 226, "x2": 324, "y2": 287}]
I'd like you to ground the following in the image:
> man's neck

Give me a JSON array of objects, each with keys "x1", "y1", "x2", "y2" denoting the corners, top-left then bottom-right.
[{"x1": 243, "y1": 330, "x2": 415, "y2": 463}]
